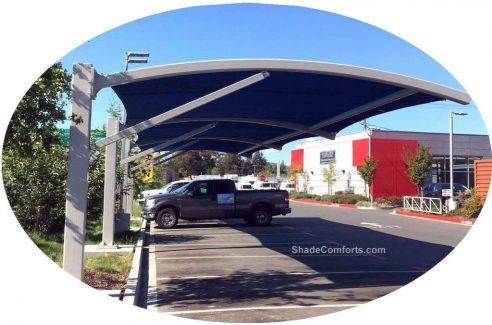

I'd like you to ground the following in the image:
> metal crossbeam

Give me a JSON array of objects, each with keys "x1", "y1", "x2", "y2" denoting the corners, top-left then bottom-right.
[
  {"x1": 138, "y1": 135, "x2": 282, "y2": 151},
  {"x1": 139, "y1": 117, "x2": 336, "y2": 139},
  {"x1": 154, "y1": 150, "x2": 188, "y2": 167},
  {"x1": 121, "y1": 123, "x2": 216, "y2": 165},
  {"x1": 130, "y1": 140, "x2": 199, "y2": 172},
  {"x1": 93, "y1": 71, "x2": 270, "y2": 149}
]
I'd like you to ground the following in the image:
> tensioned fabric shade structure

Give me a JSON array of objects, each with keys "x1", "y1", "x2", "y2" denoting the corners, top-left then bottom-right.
[
  {"x1": 62, "y1": 60, "x2": 471, "y2": 280},
  {"x1": 104, "y1": 59, "x2": 471, "y2": 155}
]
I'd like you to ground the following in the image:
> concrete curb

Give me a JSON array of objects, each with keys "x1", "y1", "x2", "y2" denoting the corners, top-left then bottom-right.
[
  {"x1": 122, "y1": 218, "x2": 147, "y2": 305},
  {"x1": 393, "y1": 209, "x2": 476, "y2": 226}
]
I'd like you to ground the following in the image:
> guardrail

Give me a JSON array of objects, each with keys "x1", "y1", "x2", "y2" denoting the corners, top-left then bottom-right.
[{"x1": 403, "y1": 196, "x2": 443, "y2": 215}]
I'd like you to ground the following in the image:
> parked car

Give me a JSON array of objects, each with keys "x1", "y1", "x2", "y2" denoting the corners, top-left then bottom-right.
[
  {"x1": 422, "y1": 182, "x2": 468, "y2": 198},
  {"x1": 280, "y1": 182, "x2": 295, "y2": 192},
  {"x1": 253, "y1": 181, "x2": 277, "y2": 190},
  {"x1": 236, "y1": 182, "x2": 254, "y2": 190},
  {"x1": 137, "y1": 180, "x2": 190, "y2": 203},
  {"x1": 142, "y1": 179, "x2": 291, "y2": 228}
]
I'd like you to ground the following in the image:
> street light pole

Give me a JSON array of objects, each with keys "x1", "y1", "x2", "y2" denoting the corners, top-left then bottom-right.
[{"x1": 449, "y1": 111, "x2": 467, "y2": 211}]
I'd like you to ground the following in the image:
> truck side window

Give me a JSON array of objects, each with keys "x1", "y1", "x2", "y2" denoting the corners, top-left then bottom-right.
[
  {"x1": 216, "y1": 181, "x2": 232, "y2": 194},
  {"x1": 194, "y1": 182, "x2": 209, "y2": 196}
]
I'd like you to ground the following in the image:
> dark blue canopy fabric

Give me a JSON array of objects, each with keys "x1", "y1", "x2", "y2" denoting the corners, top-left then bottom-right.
[{"x1": 110, "y1": 60, "x2": 468, "y2": 155}]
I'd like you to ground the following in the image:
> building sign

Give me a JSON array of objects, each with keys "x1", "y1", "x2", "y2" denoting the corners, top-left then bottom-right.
[
  {"x1": 442, "y1": 189, "x2": 452, "y2": 197},
  {"x1": 59, "y1": 128, "x2": 106, "y2": 145},
  {"x1": 320, "y1": 150, "x2": 336, "y2": 164}
]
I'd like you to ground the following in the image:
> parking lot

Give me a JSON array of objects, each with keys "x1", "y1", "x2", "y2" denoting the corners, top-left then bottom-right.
[{"x1": 147, "y1": 201, "x2": 470, "y2": 322}]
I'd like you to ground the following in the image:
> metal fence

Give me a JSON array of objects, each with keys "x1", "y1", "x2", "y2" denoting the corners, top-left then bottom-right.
[{"x1": 403, "y1": 196, "x2": 443, "y2": 214}]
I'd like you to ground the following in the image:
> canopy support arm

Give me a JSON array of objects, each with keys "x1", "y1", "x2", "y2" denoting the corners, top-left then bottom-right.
[
  {"x1": 139, "y1": 135, "x2": 282, "y2": 151},
  {"x1": 130, "y1": 140, "x2": 199, "y2": 172},
  {"x1": 121, "y1": 123, "x2": 216, "y2": 165},
  {"x1": 148, "y1": 117, "x2": 336, "y2": 139},
  {"x1": 93, "y1": 71, "x2": 270, "y2": 149},
  {"x1": 154, "y1": 150, "x2": 188, "y2": 167}
]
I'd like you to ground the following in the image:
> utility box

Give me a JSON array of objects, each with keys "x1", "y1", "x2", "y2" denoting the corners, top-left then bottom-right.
[
  {"x1": 115, "y1": 212, "x2": 130, "y2": 233},
  {"x1": 474, "y1": 159, "x2": 492, "y2": 199}
]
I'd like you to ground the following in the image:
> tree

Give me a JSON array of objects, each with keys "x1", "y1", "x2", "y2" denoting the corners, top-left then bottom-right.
[
  {"x1": 357, "y1": 157, "x2": 379, "y2": 201},
  {"x1": 251, "y1": 151, "x2": 267, "y2": 175},
  {"x1": 165, "y1": 151, "x2": 216, "y2": 176},
  {"x1": 2, "y1": 63, "x2": 71, "y2": 234},
  {"x1": 322, "y1": 160, "x2": 337, "y2": 195},
  {"x1": 403, "y1": 145, "x2": 432, "y2": 196},
  {"x1": 215, "y1": 153, "x2": 241, "y2": 175},
  {"x1": 4, "y1": 63, "x2": 71, "y2": 156},
  {"x1": 240, "y1": 158, "x2": 254, "y2": 175}
]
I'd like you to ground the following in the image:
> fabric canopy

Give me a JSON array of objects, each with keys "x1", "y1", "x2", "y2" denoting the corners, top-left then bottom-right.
[{"x1": 107, "y1": 59, "x2": 470, "y2": 155}]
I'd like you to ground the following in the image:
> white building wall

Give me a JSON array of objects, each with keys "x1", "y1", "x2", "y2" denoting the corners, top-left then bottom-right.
[
  {"x1": 293, "y1": 130, "x2": 491, "y2": 195},
  {"x1": 296, "y1": 133, "x2": 368, "y2": 196}
]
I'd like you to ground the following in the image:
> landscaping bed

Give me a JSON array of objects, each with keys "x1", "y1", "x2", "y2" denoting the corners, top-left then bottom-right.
[
  {"x1": 84, "y1": 253, "x2": 133, "y2": 290},
  {"x1": 29, "y1": 215, "x2": 140, "y2": 290}
]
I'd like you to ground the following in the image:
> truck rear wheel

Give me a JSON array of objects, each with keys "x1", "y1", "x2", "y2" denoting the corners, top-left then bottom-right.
[
  {"x1": 251, "y1": 207, "x2": 272, "y2": 226},
  {"x1": 155, "y1": 208, "x2": 178, "y2": 229}
]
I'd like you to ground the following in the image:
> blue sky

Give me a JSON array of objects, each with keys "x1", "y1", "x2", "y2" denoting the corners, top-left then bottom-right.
[{"x1": 58, "y1": 3, "x2": 486, "y2": 164}]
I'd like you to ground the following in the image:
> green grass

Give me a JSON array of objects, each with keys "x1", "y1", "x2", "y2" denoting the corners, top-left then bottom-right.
[
  {"x1": 29, "y1": 215, "x2": 140, "y2": 268},
  {"x1": 85, "y1": 216, "x2": 140, "y2": 245},
  {"x1": 132, "y1": 200, "x2": 142, "y2": 217},
  {"x1": 85, "y1": 253, "x2": 133, "y2": 274},
  {"x1": 131, "y1": 218, "x2": 143, "y2": 228},
  {"x1": 30, "y1": 231, "x2": 64, "y2": 267}
]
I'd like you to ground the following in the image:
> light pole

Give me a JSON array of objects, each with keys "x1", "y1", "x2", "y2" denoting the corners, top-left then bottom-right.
[
  {"x1": 125, "y1": 52, "x2": 149, "y2": 71},
  {"x1": 449, "y1": 111, "x2": 468, "y2": 211},
  {"x1": 122, "y1": 52, "x2": 149, "y2": 214}
]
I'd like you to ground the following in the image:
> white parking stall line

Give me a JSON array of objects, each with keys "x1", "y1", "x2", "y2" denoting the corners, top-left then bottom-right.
[
  {"x1": 162, "y1": 303, "x2": 362, "y2": 315},
  {"x1": 157, "y1": 254, "x2": 378, "y2": 260},
  {"x1": 157, "y1": 269, "x2": 425, "y2": 281},
  {"x1": 155, "y1": 241, "x2": 334, "y2": 247}
]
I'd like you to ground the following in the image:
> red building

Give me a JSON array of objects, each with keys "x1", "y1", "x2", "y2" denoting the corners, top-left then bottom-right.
[{"x1": 291, "y1": 130, "x2": 490, "y2": 197}]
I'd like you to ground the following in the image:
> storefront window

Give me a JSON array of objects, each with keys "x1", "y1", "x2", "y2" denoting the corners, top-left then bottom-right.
[{"x1": 430, "y1": 155, "x2": 481, "y2": 188}]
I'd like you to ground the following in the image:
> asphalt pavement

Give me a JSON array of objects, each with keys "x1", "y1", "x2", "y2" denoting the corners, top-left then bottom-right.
[{"x1": 146, "y1": 201, "x2": 471, "y2": 322}]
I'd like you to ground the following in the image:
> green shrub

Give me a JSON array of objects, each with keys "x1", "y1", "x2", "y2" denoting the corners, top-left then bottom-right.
[
  {"x1": 338, "y1": 194, "x2": 368, "y2": 204},
  {"x1": 446, "y1": 208, "x2": 463, "y2": 217},
  {"x1": 320, "y1": 194, "x2": 334, "y2": 202},
  {"x1": 290, "y1": 192, "x2": 317, "y2": 199},
  {"x1": 460, "y1": 189, "x2": 484, "y2": 218},
  {"x1": 376, "y1": 196, "x2": 403, "y2": 207}
]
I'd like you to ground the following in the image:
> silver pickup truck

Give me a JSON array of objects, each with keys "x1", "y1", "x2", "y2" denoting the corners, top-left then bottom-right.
[{"x1": 141, "y1": 179, "x2": 291, "y2": 228}]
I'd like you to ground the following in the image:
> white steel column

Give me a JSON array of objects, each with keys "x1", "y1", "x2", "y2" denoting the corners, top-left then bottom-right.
[
  {"x1": 121, "y1": 137, "x2": 130, "y2": 213},
  {"x1": 101, "y1": 117, "x2": 119, "y2": 246},
  {"x1": 126, "y1": 178, "x2": 134, "y2": 216},
  {"x1": 62, "y1": 64, "x2": 94, "y2": 280}
]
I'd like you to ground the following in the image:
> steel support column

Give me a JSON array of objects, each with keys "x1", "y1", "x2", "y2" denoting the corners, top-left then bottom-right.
[
  {"x1": 101, "y1": 117, "x2": 119, "y2": 246},
  {"x1": 62, "y1": 64, "x2": 94, "y2": 280},
  {"x1": 121, "y1": 137, "x2": 130, "y2": 213}
]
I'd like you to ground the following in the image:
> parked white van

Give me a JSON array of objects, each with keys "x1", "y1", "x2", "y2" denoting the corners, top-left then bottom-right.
[
  {"x1": 236, "y1": 183, "x2": 254, "y2": 190},
  {"x1": 253, "y1": 181, "x2": 277, "y2": 190},
  {"x1": 280, "y1": 182, "x2": 295, "y2": 192}
]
